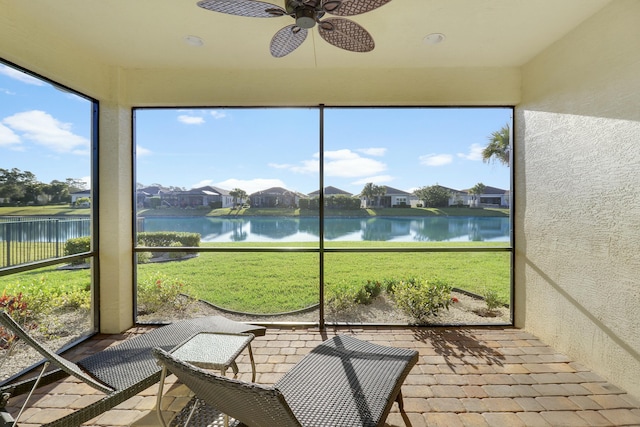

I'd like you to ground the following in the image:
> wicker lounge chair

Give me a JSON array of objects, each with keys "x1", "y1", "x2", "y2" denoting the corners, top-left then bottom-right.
[
  {"x1": 154, "y1": 334, "x2": 418, "y2": 427},
  {"x1": 0, "y1": 311, "x2": 265, "y2": 427}
]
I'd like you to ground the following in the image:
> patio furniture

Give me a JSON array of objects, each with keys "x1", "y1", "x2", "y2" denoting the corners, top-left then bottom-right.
[
  {"x1": 153, "y1": 334, "x2": 418, "y2": 427},
  {"x1": 156, "y1": 332, "x2": 256, "y2": 427},
  {"x1": 0, "y1": 311, "x2": 265, "y2": 427}
]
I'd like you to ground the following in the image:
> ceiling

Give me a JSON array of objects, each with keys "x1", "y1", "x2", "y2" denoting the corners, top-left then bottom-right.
[{"x1": 10, "y1": 0, "x2": 611, "y2": 71}]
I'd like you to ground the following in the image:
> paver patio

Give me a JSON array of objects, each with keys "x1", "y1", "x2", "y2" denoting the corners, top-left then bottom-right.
[{"x1": 5, "y1": 325, "x2": 640, "y2": 427}]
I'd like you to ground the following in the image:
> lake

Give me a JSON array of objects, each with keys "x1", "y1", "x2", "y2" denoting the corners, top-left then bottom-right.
[{"x1": 139, "y1": 216, "x2": 510, "y2": 243}]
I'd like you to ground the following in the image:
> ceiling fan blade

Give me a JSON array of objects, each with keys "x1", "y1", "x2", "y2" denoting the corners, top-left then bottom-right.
[
  {"x1": 317, "y1": 18, "x2": 374, "y2": 52},
  {"x1": 197, "y1": 0, "x2": 286, "y2": 18},
  {"x1": 323, "y1": 0, "x2": 391, "y2": 16},
  {"x1": 270, "y1": 25, "x2": 308, "y2": 57}
]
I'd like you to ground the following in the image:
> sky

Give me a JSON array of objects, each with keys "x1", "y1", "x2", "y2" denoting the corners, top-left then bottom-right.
[
  {"x1": 0, "y1": 64, "x2": 92, "y2": 188},
  {"x1": 1, "y1": 63, "x2": 511, "y2": 196}
]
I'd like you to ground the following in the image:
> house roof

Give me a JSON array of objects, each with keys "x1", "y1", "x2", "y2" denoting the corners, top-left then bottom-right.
[
  {"x1": 250, "y1": 187, "x2": 293, "y2": 197},
  {"x1": 192, "y1": 185, "x2": 232, "y2": 196},
  {"x1": 308, "y1": 186, "x2": 353, "y2": 197},
  {"x1": 380, "y1": 186, "x2": 412, "y2": 196},
  {"x1": 462, "y1": 186, "x2": 508, "y2": 195}
]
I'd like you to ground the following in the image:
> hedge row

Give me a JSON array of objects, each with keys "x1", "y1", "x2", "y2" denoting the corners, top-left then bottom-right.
[
  {"x1": 65, "y1": 232, "x2": 201, "y2": 257},
  {"x1": 137, "y1": 232, "x2": 201, "y2": 247}
]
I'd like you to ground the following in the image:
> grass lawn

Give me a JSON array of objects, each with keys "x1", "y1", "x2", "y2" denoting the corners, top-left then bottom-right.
[
  {"x1": 2, "y1": 242, "x2": 510, "y2": 316},
  {"x1": 137, "y1": 242, "x2": 510, "y2": 314},
  {"x1": 0, "y1": 205, "x2": 90, "y2": 216}
]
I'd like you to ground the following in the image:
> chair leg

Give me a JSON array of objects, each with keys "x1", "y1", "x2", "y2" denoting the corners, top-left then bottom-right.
[
  {"x1": 395, "y1": 390, "x2": 405, "y2": 411},
  {"x1": 13, "y1": 361, "x2": 50, "y2": 426}
]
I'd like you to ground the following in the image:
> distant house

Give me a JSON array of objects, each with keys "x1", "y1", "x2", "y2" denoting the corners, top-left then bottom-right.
[
  {"x1": 361, "y1": 185, "x2": 412, "y2": 208},
  {"x1": 461, "y1": 185, "x2": 510, "y2": 208},
  {"x1": 250, "y1": 187, "x2": 304, "y2": 208},
  {"x1": 307, "y1": 186, "x2": 353, "y2": 198},
  {"x1": 175, "y1": 186, "x2": 234, "y2": 208},
  {"x1": 137, "y1": 186, "x2": 172, "y2": 208},
  {"x1": 70, "y1": 190, "x2": 91, "y2": 204}
]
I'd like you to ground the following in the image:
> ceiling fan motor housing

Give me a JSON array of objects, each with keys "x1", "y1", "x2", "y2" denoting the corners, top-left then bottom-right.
[
  {"x1": 295, "y1": 7, "x2": 317, "y2": 28},
  {"x1": 284, "y1": 0, "x2": 321, "y2": 28}
]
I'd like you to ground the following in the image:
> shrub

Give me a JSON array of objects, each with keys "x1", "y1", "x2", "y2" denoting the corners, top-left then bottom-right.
[
  {"x1": 137, "y1": 232, "x2": 200, "y2": 248},
  {"x1": 363, "y1": 280, "x2": 382, "y2": 300},
  {"x1": 393, "y1": 277, "x2": 453, "y2": 323},
  {"x1": 326, "y1": 279, "x2": 382, "y2": 313},
  {"x1": 137, "y1": 272, "x2": 192, "y2": 314},
  {"x1": 483, "y1": 288, "x2": 502, "y2": 312},
  {"x1": 168, "y1": 242, "x2": 187, "y2": 259},
  {"x1": 65, "y1": 236, "x2": 91, "y2": 265},
  {"x1": 384, "y1": 277, "x2": 417, "y2": 294},
  {"x1": 4, "y1": 276, "x2": 90, "y2": 315},
  {"x1": 326, "y1": 281, "x2": 360, "y2": 314},
  {"x1": 0, "y1": 291, "x2": 33, "y2": 349},
  {"x1": 137, "y1": 251, "x2": 152, "y2": 264}
]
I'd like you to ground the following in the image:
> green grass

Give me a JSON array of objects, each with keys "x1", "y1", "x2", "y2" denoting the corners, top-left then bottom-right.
[
  {"x1": 137, "y1": 242, "x2": 510, "y2": 314},
  {"x1": 0, "y1": 242, "x2": 67, "y2": 268},
  {"x1": 2, "y1": 241, "x2": 510, "y2": 316},
  {"x1": 0, "y1": 265, "x2": 92, "y2": 314},
  {"x1": 0, "y1": 205, "x2": 90, "y2": 216}
]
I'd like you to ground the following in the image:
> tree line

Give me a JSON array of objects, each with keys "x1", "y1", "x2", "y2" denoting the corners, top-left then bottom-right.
[{"x1": 0, "y1": 168, "x2": 87, "y2": 206}]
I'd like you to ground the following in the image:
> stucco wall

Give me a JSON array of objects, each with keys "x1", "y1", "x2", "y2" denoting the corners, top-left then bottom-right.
[{"x1": 515, "y1": 0, "x2": 640, "y2": 399}]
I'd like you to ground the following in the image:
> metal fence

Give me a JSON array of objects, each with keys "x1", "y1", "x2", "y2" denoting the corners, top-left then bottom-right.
[{"x1": 0, "y1": 217, "x2": 91, "y2": 269}]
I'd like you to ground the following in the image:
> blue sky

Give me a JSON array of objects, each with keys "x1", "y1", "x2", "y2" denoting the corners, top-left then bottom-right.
[{"x1": 1, "y1": 63, "x2": 511, "y2": 196}]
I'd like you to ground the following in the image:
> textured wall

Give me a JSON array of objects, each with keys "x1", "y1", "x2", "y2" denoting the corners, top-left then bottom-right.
[{"x1": 515, "y1": 0, "x2": 640, "y2": 399}]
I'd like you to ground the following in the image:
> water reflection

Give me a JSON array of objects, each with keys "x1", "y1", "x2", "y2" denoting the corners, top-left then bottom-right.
[{"x1": 139, "y1": 216, "x2": 510, "y2": 243}]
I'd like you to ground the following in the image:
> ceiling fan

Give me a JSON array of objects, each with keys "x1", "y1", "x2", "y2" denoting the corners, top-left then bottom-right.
[{"x1": 196, "y1": 0, "x2": 391, "y2": 57}]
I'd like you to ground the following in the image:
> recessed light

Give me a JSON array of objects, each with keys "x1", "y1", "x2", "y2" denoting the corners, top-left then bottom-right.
[
  {"x1": 424, "y1": 33, "x2": 446, "y2": 45},
  {"x1": 184, "y1": 35, "x2": 204, "y2": 47}
]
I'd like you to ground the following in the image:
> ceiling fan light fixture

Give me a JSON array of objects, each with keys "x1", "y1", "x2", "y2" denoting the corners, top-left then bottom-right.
[
  {"x1": 424, "y1": 33, "x2": 445, "y2": 45},
  {"x1": 295, "y1": 7, "x2": 317, "y2": 28},
  {"x1": 183, "y1": 35, "x2": 204, "y2": 46}
]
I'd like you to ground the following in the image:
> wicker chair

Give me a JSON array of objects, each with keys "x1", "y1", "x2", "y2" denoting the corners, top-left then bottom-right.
[
  {"x1": 0, "y1": 311, "x2": 265, "y2": 427},
  {"x1": 154, "y1": 334, "x2": 418, "y2": 427}
]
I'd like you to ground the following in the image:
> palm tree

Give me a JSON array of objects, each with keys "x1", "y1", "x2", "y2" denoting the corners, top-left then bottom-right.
[
  {"x1": 229, "y1": 188, "x2": 247, "y2": 208},
  {"x1": 374, "y1": 185, "x2": 387, "y2": 207},
  {"x1": 482, "y1": 124, "x2": 510, "y2": 166},
  {"x1": 468, "y1": 182, "x2": 486, "y2": 207},
  {"x1": 360, "y1": 183, "x2": 376, "y2": 208}
]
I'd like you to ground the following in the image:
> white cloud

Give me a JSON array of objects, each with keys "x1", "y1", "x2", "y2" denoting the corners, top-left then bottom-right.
[
  {"x1": 457, "y1": 143, "x2": 484, "y2": 161},
  {"x1": 324, "y1": 149, "x2": 387, "y2": 178},
  {"x1": 2, "y1": 110, "x2": 88, "y2": 154},
  {"x1": 268, "y1": 162, "x2": 292, "y2": 169},
  {"x1": 419, "y1": 153, "x2": 453, "y2": 166},
  {"x1": 269, "y1": 159, "x2": 318, "y2": 174},
  {"x1": 178, "y1": 115, "x2": 205, "y2": 125},
  {"x1": 267, "y1": 149, "x2": 387, "y2": 178},
  {"x1": 352, "y1": 175, "x2": 395, "y2": 185},
  {"x1": 0, "y1": 123, "x2": 21, "y2": 148},
  {"x1": 356, "y1": 147, "x2": 386, "y2": 157},
  {"x1": 136, "y1": 145, "x2": 152, "y2": 156},
  {"x1": 0, "y1": 65, "x2": 45, "y2": 86},
  {"x1": 212, "y1": 178, "x2": 287, "y2": 195},
  {"x1": 210, "y1": 110, "x2": 226, "y2": 119}
]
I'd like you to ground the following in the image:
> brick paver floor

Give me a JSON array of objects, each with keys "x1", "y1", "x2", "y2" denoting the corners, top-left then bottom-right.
[{"x1": 5, "y1": 326, "x2": 640, "y2": 426}]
